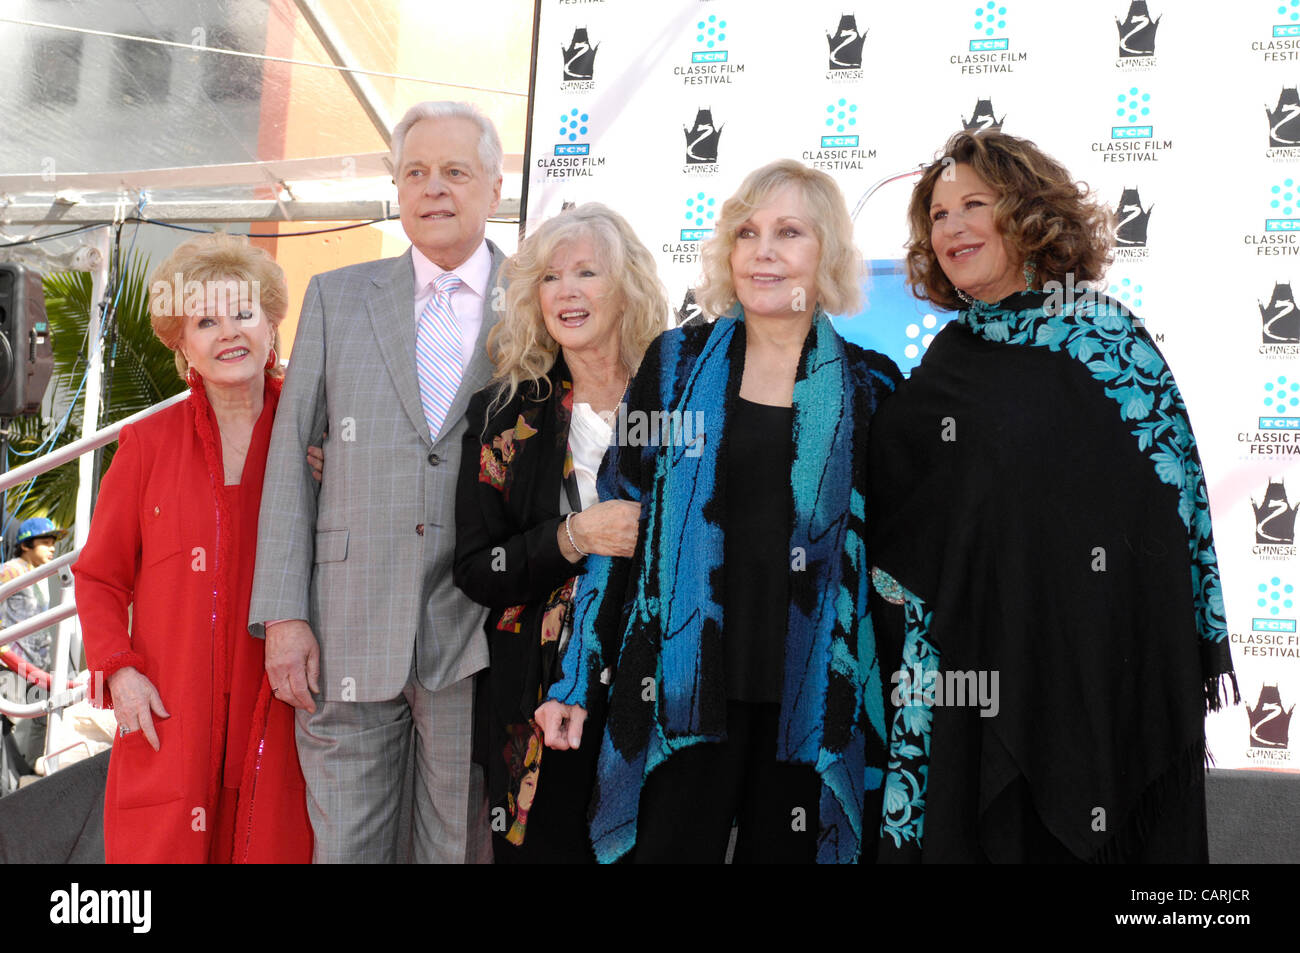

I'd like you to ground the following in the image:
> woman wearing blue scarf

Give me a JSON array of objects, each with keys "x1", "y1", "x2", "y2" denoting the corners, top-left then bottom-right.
[
  {"x1": 871, "y1": 131, "x2": 1237, "y2": 862},
  {"x1": 537, "y1": 160, "x2": 901, "y2": 862}
]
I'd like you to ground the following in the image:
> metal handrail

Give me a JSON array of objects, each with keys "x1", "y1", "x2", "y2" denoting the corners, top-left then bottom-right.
[
  {"x1": 0, "y1": 391, "x2": 189, "y2": 749},
  {"x1": 0, "y1": 602, "x2": 79, "y2": 651},
  {"x1": 0, "y1": 390, "x2": 188, "y2": 494},
  {"x1": 0, "y1": 549, "x2": 78, "y2": 603}
]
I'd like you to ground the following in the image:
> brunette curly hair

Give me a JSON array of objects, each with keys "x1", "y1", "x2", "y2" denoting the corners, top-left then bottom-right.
[{"x1": 905, "y1": 131, "x2": 1114, "y2": 311}]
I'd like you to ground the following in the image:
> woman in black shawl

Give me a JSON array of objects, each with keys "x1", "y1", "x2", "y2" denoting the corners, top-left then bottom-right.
[{"x1": 870, "y1": 131, "x2": 1237, "y2": 863}]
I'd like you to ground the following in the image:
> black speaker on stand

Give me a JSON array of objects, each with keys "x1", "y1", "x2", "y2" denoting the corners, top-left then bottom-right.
[
  {"x1": 0, "y1": 264, "x2": 54, "y2": 419},
  {"x1": 0, "y1": 263, "x2": 56, "y2": 561}
]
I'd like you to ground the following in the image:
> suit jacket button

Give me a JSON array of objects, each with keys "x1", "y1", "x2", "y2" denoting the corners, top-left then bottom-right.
[
  {"x1": 416, "y1": 523, "x2": 425, "y2": 536},
  {"x1": 428, "y1": 450, "x2": 441, "y2": 466}
]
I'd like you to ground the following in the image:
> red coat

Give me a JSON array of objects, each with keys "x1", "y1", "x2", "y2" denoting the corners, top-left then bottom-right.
[{"x1": 74, "y1": 377, "x2": 312, "y2": 863}]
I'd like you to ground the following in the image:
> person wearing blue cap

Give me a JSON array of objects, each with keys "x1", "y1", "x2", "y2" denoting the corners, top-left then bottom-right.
[{"x1": 0, "y1": 516, "x2": 68, "y2": 771}]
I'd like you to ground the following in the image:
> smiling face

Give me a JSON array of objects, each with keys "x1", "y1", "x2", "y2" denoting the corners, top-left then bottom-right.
[
  {"x1": 728, "y1": 184, "x2": 822, "y2": 322},
  {"x1": 397, "y1": 116, "x2": 502, "y2": 270},
  {"x1": 928, "y1": 163, "x2": 1024, "y2": 304},
  {"x1": 538, "y1": 235, "x2": 623, "y2": 362},
  {"x1": 179, "y1": 287, "x2": 274, "y2": 390}
]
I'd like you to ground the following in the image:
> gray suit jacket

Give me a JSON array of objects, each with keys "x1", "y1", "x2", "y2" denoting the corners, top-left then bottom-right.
[{"x1": 249, "y1": 243, "x2": 504, "y2": 702}]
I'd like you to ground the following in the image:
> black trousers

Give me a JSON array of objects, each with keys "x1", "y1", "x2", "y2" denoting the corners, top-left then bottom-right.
[{"x1": 632, "y1": 702, "x2": 822, "y2": 863}]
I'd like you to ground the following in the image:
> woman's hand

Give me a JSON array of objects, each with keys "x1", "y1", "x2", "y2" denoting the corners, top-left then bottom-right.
[
  {"x1": 307, "y1": 444, "x2": 324, "y2": 482},
  {"x1": 559, "y1": 501, "x2": 641, "y2": 562},
  {"x1": 107, "y1": 666, "x2": 169, "y2": 752},
  {"x1": 535, "y1": 699, "x2": 587, "y2": 750}
]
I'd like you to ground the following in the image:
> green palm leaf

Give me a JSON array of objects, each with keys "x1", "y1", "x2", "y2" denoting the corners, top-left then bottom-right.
[{"x1": 5, "y1": 253, "x2": 185, "y2": 530}]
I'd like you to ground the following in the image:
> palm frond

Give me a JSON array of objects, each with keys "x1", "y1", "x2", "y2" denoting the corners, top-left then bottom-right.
[{"x1": 5, "y1": 252, "x2": 185, "y2": 529}]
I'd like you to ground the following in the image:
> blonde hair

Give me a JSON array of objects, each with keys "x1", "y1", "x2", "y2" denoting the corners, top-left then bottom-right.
[
  {"x1": 487, "y1": 203, "x2": 668, "y2": 411},
  {"x1": 697, "y1": 159, "x2": 862, "y2": 319},
  {"x1": 148, "y1": 232, "x2": 287, "y2": 380}
]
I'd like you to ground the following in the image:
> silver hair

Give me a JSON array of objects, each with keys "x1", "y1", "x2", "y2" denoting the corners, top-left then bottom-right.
[{"x1": 390, "y1": 101, "x2": 503, "y2": 180}]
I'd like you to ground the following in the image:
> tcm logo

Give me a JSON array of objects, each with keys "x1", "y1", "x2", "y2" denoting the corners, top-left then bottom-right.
[
  {"x1": 962, "y1": 98, "x2": 1004, "y2": 133},
  {"x1": 561, "y1": 28, "x2": 597, "y2": 81},
  {"x1": 1261, "y1": 282, "x2": 1300, "y2": 344},
  {"x1": 1115, "y1": 187, "x2": 1152, "y2": 246},
  {"x1": 681, "y1": 192, "x2": 716, "y2": 241},
  {"x1": 1254, "y1": 478, "x2": 1300, "y2": 543},
  {"x1": 1267, "y1": 88, "x2": 1300, "y2": 147},
  {"x1": 555, "y1": 108, "x2": 590, "y2": 156},
  {"x1": 691, "y1": 13, "x2": 728, "y2": 63},
  {"x1": 1116, "y1": 1, "x2": 1160, "y2": 57},
  {"x1": 826, "y1": 14, "x2": 866, "y2": 69},
  {"x1": 1252, "y1": 575, "x2": 1297, "y2": 631},
  {"x1": 1112, "y1": 86, "x2": 1152, "y2": 138},
  {"x1": 970, "y1": 2, "x2": 1009, "y2": 50},
  {"x1": 1267, "y1": 178, "x2": 1300, "y2": 231},
  {"x1": 821, "y1": 99, "x2": 859, "y2": 147},
  {"x1": 684, "y1": 108, "x2": 722, "y2": 164},
  {"x1": 1277, "y1": 0, "x2": 1300, "y2": 36},
  {"x1": 1248, "y1": 684, "x2": 1294, "y2": 749},
  {"x1": 677, "y1": 288, "x2": 705, "y2": 327}
]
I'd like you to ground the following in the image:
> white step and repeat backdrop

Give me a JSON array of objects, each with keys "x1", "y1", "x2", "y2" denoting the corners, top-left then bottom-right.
[{"x1": 523, "y1": 0, "x2": 1300, "y2": 772}]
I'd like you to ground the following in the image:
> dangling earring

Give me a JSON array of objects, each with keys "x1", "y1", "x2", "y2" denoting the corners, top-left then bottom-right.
[
  {"x1": 265, "y1": 347, "x2": 277, "y2": 371},
  {"x1": 1022, "y1": 260, "x2": 1037, "y2": 292},
  {"x1": 956, "y1": 288, "x2": 975, "y2": 306},
  {"x1": 186, "y1": 366, "x2": 201, "y2": 388}
]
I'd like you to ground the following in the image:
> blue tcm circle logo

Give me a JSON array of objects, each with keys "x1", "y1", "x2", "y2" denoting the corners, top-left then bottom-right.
[
  {"x1": 1116, "y1": 87, "x2": 1151, "y2": 124},
  {"x1": 559, "y1": 109, "x2": 588, "y2": 142},
  {"x1": 685, "y1": 193, "x2": 716, "y2": 228},
  {"x1": 826, "y1": 99, "x2": 858, "y2": 133},
  {"x1": 697, "y1": 15, "x2": 727, "y2": 47},
  {"x1": 1257, "y1": 577, "x2": 1295, "y2": 616},
  {"x1": 1264, "y1": 375, "x2": 1300, "y2": 411},
  {"x1": 974, "y1": 2, "x2": 1007, "y2": 35},
  {"x1": 1107, "y1": 277, "x2": 1143, "y2": 311}
]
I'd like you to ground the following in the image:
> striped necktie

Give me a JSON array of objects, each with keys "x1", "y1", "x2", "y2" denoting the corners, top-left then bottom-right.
[{"x1": 415, "y1": 271, "x2": 464, "y2": 439}]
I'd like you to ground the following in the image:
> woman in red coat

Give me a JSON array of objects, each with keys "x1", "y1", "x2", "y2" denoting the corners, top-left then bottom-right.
[{"x1": 74, "y1": 233, "x2": 312, "y2": 863}]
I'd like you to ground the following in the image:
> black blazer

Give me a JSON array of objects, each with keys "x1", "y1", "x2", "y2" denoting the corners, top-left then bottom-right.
[{"x1": 454, "y1": 356, "x2": 588, "y2": 762}]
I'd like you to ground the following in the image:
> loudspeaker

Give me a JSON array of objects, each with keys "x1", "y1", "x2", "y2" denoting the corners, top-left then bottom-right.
[{"x1": 0, "y1": 264, "x2": 54, "y2": 419}]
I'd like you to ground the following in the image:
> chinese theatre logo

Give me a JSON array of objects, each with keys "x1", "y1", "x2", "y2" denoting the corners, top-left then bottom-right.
[
  {"x1": 1246, "y1": 684, "x2": 1294, "y2": 762},
  {"x1": 1261, "y1": 282, "x2": 1300, "y2": 355},
  {"x1": 1116, "y1": 1, "x2": 1160, "y2": 67},
  {"x1": 1114, "y1": 187, "x2": 1152, "y2": 259},
  {"x1": 1267, "y1": 88, "x2": 1300, "y2": 159},
  {"x1": 826, "y1": 13, "x2": 866, "y2": 80},
  {"x1": 962, "y1": 98, "x2": 1004, "y2": 133},
  {"x1": 683, "y1": 108, "x2": 723, "y2": 172},
  {"x1": 1253, "y1": 479, "x2": 1300, "y2": 556},
  {"x1": 560, "y1": 28, "x2": 597, "y2": 89}
]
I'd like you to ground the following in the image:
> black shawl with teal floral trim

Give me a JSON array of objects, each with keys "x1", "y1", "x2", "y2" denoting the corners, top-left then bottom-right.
[{"x1": 868, "y1": 289, "x2": 1235, "y2": 863}]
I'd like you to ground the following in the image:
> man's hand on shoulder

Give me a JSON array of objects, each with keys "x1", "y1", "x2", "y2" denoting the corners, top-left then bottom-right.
[{"x1": 265, "y1": 619, "x2": 321, "y2": 712}]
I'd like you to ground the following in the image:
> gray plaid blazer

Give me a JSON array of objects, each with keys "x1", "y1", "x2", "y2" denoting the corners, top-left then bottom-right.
[{"x1": 249, "y1": 243, "x2": 504, "y2": 701}]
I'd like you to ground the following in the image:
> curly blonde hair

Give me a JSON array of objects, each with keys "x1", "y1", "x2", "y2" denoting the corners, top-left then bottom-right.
[
  {"x1": 148, "y1": 232, "x2": 287, "y2": 380},
  {"x1": 697, "y1": 159, "x2": 862, "y2": 319},
  {"x1": 906, "y1": 131, "x2": 1114, "y2": 311},
  {"x1": 487, "y1": 203, "x2": 668, "y2": 410}
]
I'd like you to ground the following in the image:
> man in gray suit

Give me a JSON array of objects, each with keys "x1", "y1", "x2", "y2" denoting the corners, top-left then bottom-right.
[{"x1": 249, "y1": 101, "x2": 503, "y2": 863}]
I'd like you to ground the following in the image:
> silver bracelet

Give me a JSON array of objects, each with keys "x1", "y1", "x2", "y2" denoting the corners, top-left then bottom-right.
[{"x1": 565, "y1": 512, "x2": 588, "y2": 557}]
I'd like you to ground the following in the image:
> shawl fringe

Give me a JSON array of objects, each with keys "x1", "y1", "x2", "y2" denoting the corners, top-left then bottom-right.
[{"x1": 1086, "y1": 740, "x2": 1203, "y2": 864}]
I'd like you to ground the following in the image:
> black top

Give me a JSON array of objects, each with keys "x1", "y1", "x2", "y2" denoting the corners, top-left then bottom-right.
[{"x1": 723, "y1": 396, "x2": 793, "y2": 702}]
